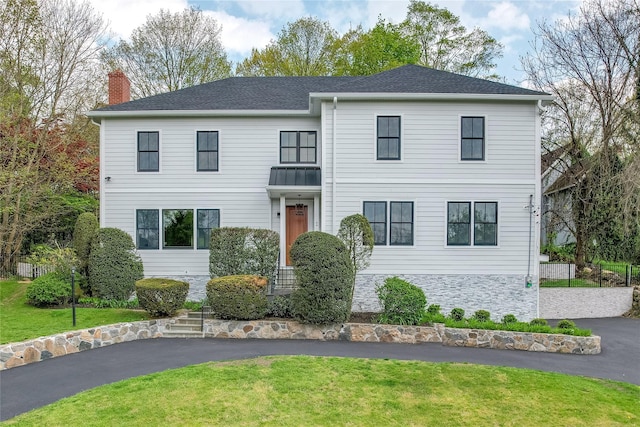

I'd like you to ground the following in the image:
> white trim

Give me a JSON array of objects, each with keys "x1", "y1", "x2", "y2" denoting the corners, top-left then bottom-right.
[
  {"x1": 313, "y1": 195, "x2": 320, "y2": 231},
  {"x1": 194, "y1": 129, "x2": 221, "y2": 173},
  {"x1": 279, "y1": 196, "x2": 286, "y2": 267},
  {"x1": 443, "y1": 200, "x2": 501, "y2": 248},
  {"x1": 458, "y1": 114, "x2": 488, "y2": 163},
  {"x1": 337, "y1": 178, "x2": 536, "y2": 185},
  {"x1": 373, "y1": 113, "x2": 404, "y2": 163},
  {"x1": 321, "y1": 101, "x2": 327, "y2": 232},
  {"x1": 310, "y1": 92, "x2": 554, "y2": 102},
  {"x1": 277, "y1": 129, "x2": 320, "y2": 166},
  {"x1": 88, "y1": 109, "x2": 314, "y2": 119},
  {"x1": 105, "y1": 187, "x2": 265, "y2": 193},
  {"x1": 99, "y1": 121, "x2": 106, "y2": 227},
  {"x1": 135, "y1": 129, "x2": 162, "y2": 174}
]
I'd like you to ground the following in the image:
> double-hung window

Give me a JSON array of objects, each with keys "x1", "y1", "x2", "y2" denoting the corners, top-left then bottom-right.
[
  {"x1": 136, "y1": 209, "x2": 159, "y2": 249},
  {"x1": 377, "y1": 116, "x2": 401, "y2": 160},
  {"x1": 447, "y1": 201, "x2": 497, "y2": 246},
  {"x1": 364, "y1": 201, "x2": 414, "y2": 246},
  {"x1": 197, "y1": 131, "x2": 219, "y2": 171},
  {"x1": 138, "y1": 131, "x2": 159, "y2": 171},
  {"x1": 461, "y1": 117, "x2": 485, "y2": 160},
  {"x1": 197, "y1": 209, "x2": 220, "y2": 249},
  {"x1": 280, "y1": 131, "x2": 316, "y2": 163}
]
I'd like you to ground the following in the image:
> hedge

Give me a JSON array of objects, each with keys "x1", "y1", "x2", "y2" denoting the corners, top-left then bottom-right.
[
  {"x1": 207, "y1": 275, "x2": 268, "y2": 320},
  {"x1": 26, "y1": 272, "x2": 82, "y2": 307},
  {"x1": 375, "y1": 277, "x2": 426, "y2": 326},
  {"x1": 290, "y1": 231, "x2": 353, "y2": 324},
  {"x1": 88, "y1": 228, "x2": 144, "y2": 300},
  {"x1": 135, "y1": 278, "x2": 189, "y2": 317}
]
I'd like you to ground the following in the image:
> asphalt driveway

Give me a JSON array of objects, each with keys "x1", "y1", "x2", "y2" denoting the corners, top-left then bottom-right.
[{"x1": 1, "y1": 317, "x2": 638, "y2": 421}]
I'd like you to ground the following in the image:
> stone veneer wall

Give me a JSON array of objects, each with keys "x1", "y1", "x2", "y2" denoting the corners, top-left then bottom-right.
[
  {"x1": 353, "y1": 274, "x2": 538, "y2": 321},
  {"x1": 0, "y1": 318, "x2": 600, "y2": 370},
  {"x1": 0, "y1": 320, "x2": 169, "y2": 370},
  {"x1": 540, "y1": 287, "x2": 634, "y2": 319}
]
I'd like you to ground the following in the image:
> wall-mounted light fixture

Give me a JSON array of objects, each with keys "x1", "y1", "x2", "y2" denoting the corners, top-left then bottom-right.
[{"x1": 105, "y1": 176, "x2": 111, "y2": 182}]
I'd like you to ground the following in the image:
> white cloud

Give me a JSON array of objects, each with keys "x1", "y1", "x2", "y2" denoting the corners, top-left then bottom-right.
[
  {"x1": 235, "y1": 0, "x2": 306, "y2": 20},
  {"x1": 479, "y1": 2, "x2": 531, "y2": 31},
  {"x1": 206, "y1": 11, "x2": 274, "y2": 56},
  {"x1": 88, "y1": 0, "x2": 189, "y2": 39}
]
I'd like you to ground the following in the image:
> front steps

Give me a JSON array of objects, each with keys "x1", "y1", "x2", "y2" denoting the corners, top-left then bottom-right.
[{"x1": 162, "y1": 311, "x2": 204, "y2": 338}]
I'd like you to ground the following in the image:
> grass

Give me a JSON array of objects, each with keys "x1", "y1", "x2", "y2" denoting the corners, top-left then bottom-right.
[
  {"x1": 3, "y1": 356, "x2": 639, "y2": 426},
  {"x1": 540, "y1": 278, "x2": 600, "y2": 287},
  {"x1": 0, "y1": 279, "x2": 149, "y2": 344}
]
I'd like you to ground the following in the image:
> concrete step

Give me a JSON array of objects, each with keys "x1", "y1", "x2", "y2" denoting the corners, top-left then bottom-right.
[
  {"x1": 162, "y1": 330, "x2": 204, "y2": 338},
  {"x1": 167, "y1": 324, "x2": 202, "y2": 332}
]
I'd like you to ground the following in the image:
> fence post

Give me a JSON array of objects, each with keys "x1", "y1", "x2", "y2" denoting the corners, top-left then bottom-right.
[
  {"x1": 599, "y1": 264, "x2": 602, "y2": 287},
  {"x1": 568, "y1": 263, "x2": 571, "y2": 287},
  {"x1": 626, "y1": 264, "x2": 630, "y2": 287}
]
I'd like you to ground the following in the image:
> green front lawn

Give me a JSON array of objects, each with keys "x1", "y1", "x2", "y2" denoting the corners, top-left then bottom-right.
[
  {"x1": 0, "y1": 280, "x2": 149, "y2": 344},
  {"x1": 3, "y1": 356, "x2": 639, "y2": 426}
]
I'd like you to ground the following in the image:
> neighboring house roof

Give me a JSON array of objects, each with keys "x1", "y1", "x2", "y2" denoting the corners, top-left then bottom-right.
[
  {"x1": 90, "y1": 65, "x2": 551, "y2": 115},
  {"x1": 541, "y1": 146, "x2": 570, "y2": 175},
  {"x1": 268, "y1": 167, "x2": 321, "y2": 186},
  {"x1": 544, "y1": 158, "x2": 588, "y2": 195}
]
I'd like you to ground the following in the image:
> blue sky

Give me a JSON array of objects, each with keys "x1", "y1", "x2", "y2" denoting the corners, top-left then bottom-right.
[{"x1": 89, "y1": 0, "x2": 583, "y2": 85}]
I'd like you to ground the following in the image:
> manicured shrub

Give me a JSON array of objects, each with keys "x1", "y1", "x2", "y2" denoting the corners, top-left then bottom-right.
[
  {"x1": 26, "y1": 272, "x2": 82, "y2": 307},
  {"x1": 72, "y1": 212, "x2": 99, "y2": 279},
  {"x1": 557, "y1": 319, "x2": 577, "y2": 330},
  {"x1": 209, "y1": 228, "x2": 279, "y2": 283},
  {"x1": 501, "y1": 314, "x2": 518, "y2": 324},
  {"x1": 472, "y1": 310, "x2": 491, "y2": 322},
  {"x1": 337, "y1": 214, "x2": 374, "y2": 307},
  {"x1": 450, "y1": 307, "x2": 465, "y2": 321},
  {"x1": 267, "y1": 295, "x2": 293, "y2": 318},
  {"x1": 88, "y1": 228, "x2": 144, "y2": 301},
  {"x1": 427, "y1": 304, "x2": 441, "y2": 315},
  {"x1": 207, "y1": 275, "x2": 268, "y2": 320},
  {"x1": 376, "y1": 277, "x2": 427, "y2": 325},
  {"x1": 529, "y1": 318, "x2": 548, "y2": 326},
  {"x1": 136, "y1": 278, "x2": 189, "y2": 317},
  {"x1": 290, "y1": 231, "x2": 353, "y2": 324}
]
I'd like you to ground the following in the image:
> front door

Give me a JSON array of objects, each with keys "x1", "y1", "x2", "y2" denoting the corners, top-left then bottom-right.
[{"x1": 286, "y1": 205, "x2": 308, "y2": 265}]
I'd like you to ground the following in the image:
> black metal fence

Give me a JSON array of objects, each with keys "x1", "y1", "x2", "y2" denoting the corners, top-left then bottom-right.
[
  {"x1": 540, "y1": 262, "x2": 640, "y2": 287},
  {"x1": 0, "y1": 256, "x2": 56, "y2": 280}
]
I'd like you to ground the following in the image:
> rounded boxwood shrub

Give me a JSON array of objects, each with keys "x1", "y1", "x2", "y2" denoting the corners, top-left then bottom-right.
[
  {"x1": 290, "y1": 231, "x2": 353, "y2": 324},
  {"x1": 376, "y1": 277, "x2": 427, "y2": 325},
  {"x1": 427, "y1": 304, "x2": 441, "y2": 315},
  {"x1": 26, "y1": 272, "x2": 82, "y2": 307},
  {"x1": 529, "y1": 318, "x2": 548, "y2": 327},
  {"x1": 472, "y1": 309, "x2": 491, "y2": 322},
  {"x1": 72, "y1": 212, "x2": 99, "y2": 278},
  {"x1": 450, "y1": 307, "x2": 466, "y2": 321},
  {"x1": 267, "y1": 295, "x2": 293, "y2": 318},
  {"x1": 135, "y1": 278, "x2": 189, "y2": 317},
  {"x1": 557, "y1": 319, "x2": 577, "y2": 330},
  {"x1": 206, "y1": 275, "x2": 268, "y2": 320},
  {"x1": 501, "y1": 314, "x2": 518, "y2": 324},
  {"x1": 88, "y1": 228, "x2": 144, "y2": 301}
]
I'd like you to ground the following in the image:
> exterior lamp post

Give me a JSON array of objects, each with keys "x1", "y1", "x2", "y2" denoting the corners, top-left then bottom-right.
[{"x1": 71, "y1": 267, "x2": 76, "y2": 326}]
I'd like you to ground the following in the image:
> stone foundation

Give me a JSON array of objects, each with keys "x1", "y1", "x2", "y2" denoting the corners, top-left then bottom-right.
[{"x1": 0, "y1": 317, "x2": 600, "y2": 370}]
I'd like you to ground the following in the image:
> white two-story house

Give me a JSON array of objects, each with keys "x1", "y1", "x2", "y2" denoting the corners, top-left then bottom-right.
[{"x1": 88, "y1": 65, "x2": 552, "y2": 320}]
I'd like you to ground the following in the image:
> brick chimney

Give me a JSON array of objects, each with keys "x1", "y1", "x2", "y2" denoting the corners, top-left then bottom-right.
[{"x1": 108, "y1": 69, "x2": 130, "y2": 105}]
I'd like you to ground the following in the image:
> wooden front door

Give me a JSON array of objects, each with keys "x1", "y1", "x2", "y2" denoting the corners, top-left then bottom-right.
[{"x1": 286, "y1": 205, "x2": 308, "y2": 265}]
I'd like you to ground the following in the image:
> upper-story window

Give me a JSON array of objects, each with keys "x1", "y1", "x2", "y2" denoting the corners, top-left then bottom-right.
[
  {"x1": 461, "y1": 117, "x2": 485, "y2": 161},
  {"x1": 197, "y1": 131, "x2": 219, "y2": 171},
  {"x1": 138, "y1": 131, "x2": 159, "y2": 172},
  {"x1": 377, "y1": 116, "x2": 401, "y2": 160},
  {"x1": 280, "y1": 131, "x2": 316, "y2": 164},
  {"x1": 447, "y1": 201, "x2": 498, "y2": 246}
]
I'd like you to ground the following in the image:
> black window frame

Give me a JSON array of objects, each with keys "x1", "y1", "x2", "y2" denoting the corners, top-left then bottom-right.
[
  {"x1": 447, "y1": 202, "x2": 471, "y2": 246},
  {"x1": 363, "y1": 201, "x2": 387, "y2": 246},
  {"x1": 136, "y1": 209, "x2": 159, "y2": 250},
  {"x1": 280, "y1": 131, "x2": 317, "y2": 164},
  {"x1": 162, "y1": 209, "x2": 194, "y2": 249},
  {"x1": 473, "y1": 202, "x2": 498, "y2": 246},
  {"x1": 389, "y1": 201, "x2": 414, "y2": 246},
  {"x1": 376, "y1": 116, "x2": 401, "y2": 160},
  {"x1": 137, "y1": 131, "x2": 159, "y2": 172},
  {"x1": 196, "y1": 131, "x2": 219, "y2": 172},
  {"x1": 460, "y1": 116, "x2": 485, "y2": 161},
  {"x1": 196, "y1": 209, "x2": 220, "y2": 249}
]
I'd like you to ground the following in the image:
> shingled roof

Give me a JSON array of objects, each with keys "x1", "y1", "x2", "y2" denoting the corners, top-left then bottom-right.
[{"x1": 93, "y1": 64, "x2": 550, "y2": 113}]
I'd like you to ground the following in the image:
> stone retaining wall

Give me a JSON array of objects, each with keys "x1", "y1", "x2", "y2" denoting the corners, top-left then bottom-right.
[
  {"x1": 0, "y1": 318, "x2": 601, "y2": 371},
  {"x1": 0, "y1": 320, "x2": 169, "y2": 370}
]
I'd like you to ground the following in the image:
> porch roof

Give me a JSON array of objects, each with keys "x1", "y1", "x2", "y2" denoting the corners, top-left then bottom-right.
[{"x1": 268, "y1": 167, "x2": 321, "y2": 186}]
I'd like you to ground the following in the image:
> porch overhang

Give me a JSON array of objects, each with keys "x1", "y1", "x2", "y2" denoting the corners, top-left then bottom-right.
[
  {"x1": 266, "y1": 185, "x2": 321, "y2": 199},
  {"x1": 266, "y1": 166, "x2": 322, "y2": 198}
]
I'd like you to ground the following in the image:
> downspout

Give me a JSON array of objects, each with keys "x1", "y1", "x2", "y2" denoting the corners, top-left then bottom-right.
[
  {"x1": 332, "y1": 97, "x2": 337, "y2": 233},
  {"x1": 526, "y1": 194, "x2": 534, "y2": 288}
]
